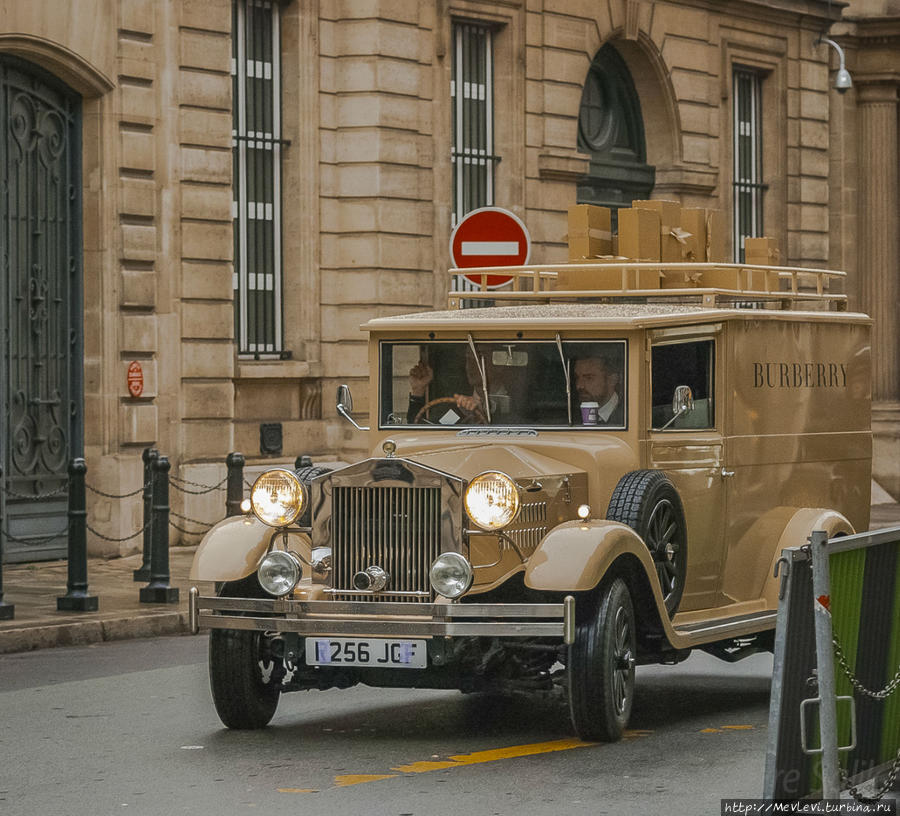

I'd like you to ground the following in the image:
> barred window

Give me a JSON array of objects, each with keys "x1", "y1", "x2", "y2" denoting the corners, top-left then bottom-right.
[
  {"x1": 732, "y1": 68, "x2": 765, "y2": 263},
  {"x1": 451, "y1": 22, "x2": 496, "y2": 226},
  {"x1": 232, "y1": 0, "x2": 284, "y2": 356}
]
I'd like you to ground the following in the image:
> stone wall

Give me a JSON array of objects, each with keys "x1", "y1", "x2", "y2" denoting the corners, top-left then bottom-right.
[{"x1": 4, "y1": 0, "x2": 898, "y2": 555}]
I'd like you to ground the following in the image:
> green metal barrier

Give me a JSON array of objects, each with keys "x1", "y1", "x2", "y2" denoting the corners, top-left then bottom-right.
[{"x1": 765, "y1": 526, "x2": 900, "y2": 802}]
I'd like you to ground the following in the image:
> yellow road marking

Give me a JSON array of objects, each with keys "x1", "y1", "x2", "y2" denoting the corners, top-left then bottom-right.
[
  {"x1": 392, "y1": 738, "x2": 595, "y2": 774},
  {"x1": 701, "y1": 728, "x2": 721, "y2": 733},
  {"x1": 280, "y1": 732, "x2": 654, "y2": 794},
  {"x1": 334, "y1": 774, "x2": 399, "y2": 786},
  {"x1": 722, "y1": 724, "x2": 754, "y2": 730}
]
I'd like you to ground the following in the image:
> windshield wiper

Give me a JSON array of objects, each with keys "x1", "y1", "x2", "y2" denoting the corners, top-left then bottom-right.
[
  {"x1": 467, "y1": 333, "x2": 492, "y2": 424},
  {"x1": 556, "y1": 333, "x2": 572, "y2": 425}
]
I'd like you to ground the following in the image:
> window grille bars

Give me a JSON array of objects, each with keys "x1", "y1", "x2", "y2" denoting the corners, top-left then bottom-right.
[
  {"x1": 450, "y1": 22, "x2": 498, "y2": 305},
  {"x1": 732, "y1": 69, "x2": 766, "y2": 263},
  {"x1": 232, "y1": 0, "x2": 286, "y2": 357}
]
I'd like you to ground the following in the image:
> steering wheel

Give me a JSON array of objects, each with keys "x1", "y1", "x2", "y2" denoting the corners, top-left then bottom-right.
[{"x1": 414, "y1": 396, "x2": 487, "y2": 425}]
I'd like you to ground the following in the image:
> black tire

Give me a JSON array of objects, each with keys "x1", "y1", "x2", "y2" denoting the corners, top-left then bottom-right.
[
  {"x1": 294, "y1": 465, "x2": 332, "y2": 527},
  {"x1": 568, "y1": 578, "x2": 637, "y2": 742},
  {"x1": 209, "y1": 629, "x2": 281, "y2": 729},
  {"x1": 606, "y1": 470, "x2": 687, "y2": 616},
  {"x1": 208, "y1": 578, "x2": 281, "y2": 730}
]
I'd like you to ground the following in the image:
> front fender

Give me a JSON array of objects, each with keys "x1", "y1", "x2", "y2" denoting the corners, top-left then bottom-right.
[
  {"x1": 760, "y1": 508, "x2": 855, "y2": 608},
  {"x1": 524, "y1": 519, "x2": 661, "y2": 598},
  {"x1": 189, "y1": 516, "x2": 275, "y2": 582}
]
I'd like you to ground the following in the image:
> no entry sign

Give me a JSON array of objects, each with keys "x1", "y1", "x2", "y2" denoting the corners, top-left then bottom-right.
[{"x1": 450, "y1": 207, "x2": 531, "y2": 288}]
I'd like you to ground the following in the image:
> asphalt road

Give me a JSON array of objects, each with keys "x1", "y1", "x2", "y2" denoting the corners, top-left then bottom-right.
[{"x1": 0, "y1": 634, "x2": 775, "y2": 816}]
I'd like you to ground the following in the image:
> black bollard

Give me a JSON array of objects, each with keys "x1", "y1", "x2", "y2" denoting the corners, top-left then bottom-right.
[
  {"x1": 133, "y1": 447, "x2": 158, "y2": 582},
  {"x1": 225, "y1": 452, "x2": 245, "y2": 517},
  {"x1": 0, "y1": 465, "x2": 14, "y2": 620},
  {"x1": 57, "y1": 458, "x2": 99, "y2": 611},
  {"x1": 139, "y1": 455, "x2": 179, "y2": 604}
]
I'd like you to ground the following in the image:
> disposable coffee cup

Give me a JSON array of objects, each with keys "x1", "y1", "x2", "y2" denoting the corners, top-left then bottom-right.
[{"x1": 580, "y1": 401, "x2": 599, "y2": 425}]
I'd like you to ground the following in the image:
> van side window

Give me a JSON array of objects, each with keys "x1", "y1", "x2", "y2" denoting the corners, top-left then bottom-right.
[{"x1": 651, "y1": 340, "x2": 715, "y2": 430}]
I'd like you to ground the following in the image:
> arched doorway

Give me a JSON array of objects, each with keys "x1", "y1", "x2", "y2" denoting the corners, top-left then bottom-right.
[
  {"x1": 1, "y1": 55, "x2": 83, "y2": 561},
  {"x1": 576, "y1": 43, "x2": 655, "y2": 220}
]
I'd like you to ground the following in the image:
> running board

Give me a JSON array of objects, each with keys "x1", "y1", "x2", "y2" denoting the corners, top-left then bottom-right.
[{"x1": 669, "y1": 610, "x2": 777, "y2": 648}]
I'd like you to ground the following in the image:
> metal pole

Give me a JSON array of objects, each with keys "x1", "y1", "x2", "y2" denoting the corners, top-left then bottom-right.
[
  {"x1": 139, "y1": 455, "x2": 179, "y2": 604},
  {"x1": 225, "y1": 452, "x2": 245, "y2": 517},
  {"x1": 810, "y1": 529, "x2": 840, "y2": 799},
  {"x1": 57, "y1": 458, "x2": 99, "y2": 611},
  {"x1": 0, "y1": 464, "x2": 14, "y2": 620},
  {"x1": 133, "y1": 447, "x2": 158, "y2": 582}
]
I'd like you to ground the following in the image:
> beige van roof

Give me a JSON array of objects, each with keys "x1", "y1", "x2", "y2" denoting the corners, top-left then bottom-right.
[{"x1": 363, "y1": 302, "x2": 870, "y2": 333}]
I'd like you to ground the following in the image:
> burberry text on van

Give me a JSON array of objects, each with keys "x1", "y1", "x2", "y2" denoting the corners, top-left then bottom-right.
[{"x1": 753, "y1": 362, "x2": 847, "y2": 389}]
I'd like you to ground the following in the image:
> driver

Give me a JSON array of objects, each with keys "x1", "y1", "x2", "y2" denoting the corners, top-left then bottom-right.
[{"x1": 406, "y1": 356, "x2": 485, "y2": 424}]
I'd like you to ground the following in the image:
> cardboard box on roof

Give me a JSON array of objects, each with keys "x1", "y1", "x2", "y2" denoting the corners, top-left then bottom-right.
[
  {"x1": 706, "y1": 209, "x2": 727, "y2": 263},
  {"x1": 680, "y1": 208, "x2": 708, "y2": 262},
  {"x1": 632, "y1": 199, "x2": 690, "y2": 263},
  {"x1": 567, "y1": 204, "x2": 613, "y2": 260},
  {"x1": 556, "y1": 256, "x2": 662, "y2": 291},
  {"x1": 744, "y1": 236, "x2": 781, "y2": 266},
  {"x1": 743, "y1": 236, "x2": 781, "y2": 291},
  {"x1": 618, "y1": 207, "x2": 660, "y2": 262}
]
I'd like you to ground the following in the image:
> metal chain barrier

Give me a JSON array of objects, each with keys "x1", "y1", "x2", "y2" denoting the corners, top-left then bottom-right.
[
  {"x1": 169, "y1": 521, "x2": 210, "y2": 536},
  {"x1": 833, "y1": 633, "x2": 900, "y2": 700},
  {"x1": 169, "y1": 510, "x2": 214, "y2": 531},
  {"x1": 1, "y1": 525, "x2": 68, "y2": 545},
  {"x1": 3, "y1": 484, "x2": 68, "y2": 500},
  {"x1": 85, "y1": 520, "x2": 151, "y2": 544},
  {"x1": 839, "y1": 748, "x2": 900, "y2": 803},
  {"x1": 85, "y1": 482, "x2": 149, "y2": 500},
  {"x1": 168, "y1": 474, "x2": 228, "y2": 495}
]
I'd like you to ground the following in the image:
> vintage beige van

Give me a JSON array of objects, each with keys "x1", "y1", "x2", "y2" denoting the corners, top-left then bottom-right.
[{"x1": 189, "y1": 261, "x2": 871, "y2": 741}]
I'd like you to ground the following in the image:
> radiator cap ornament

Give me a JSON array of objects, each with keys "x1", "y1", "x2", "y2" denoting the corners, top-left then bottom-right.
[{"x1": 382, "y1": 439, "x2": 397, "y2": 458}]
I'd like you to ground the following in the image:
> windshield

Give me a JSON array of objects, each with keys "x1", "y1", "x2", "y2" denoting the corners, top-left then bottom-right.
[{"x1": 379, "y1": 340, "x2": 626, "y2": 428}]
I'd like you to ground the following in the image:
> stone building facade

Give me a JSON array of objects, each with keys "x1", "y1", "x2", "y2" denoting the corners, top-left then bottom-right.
[{"x1": 0, "y1": 0, "x2": 897, "y2": 559}]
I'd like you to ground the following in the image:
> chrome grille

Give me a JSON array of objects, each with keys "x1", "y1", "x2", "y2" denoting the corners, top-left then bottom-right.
[
  {"x1": 332, "y1": 485, "x2": 441, "y2": 601},
  {"x1": 505, "y1": 501, "x2": 548, "y2": 551}
]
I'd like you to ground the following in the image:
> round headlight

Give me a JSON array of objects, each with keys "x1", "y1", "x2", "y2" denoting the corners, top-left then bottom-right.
[
  {"x1": 250, "y1": 469, "x2": 305, "y2": 527},
  {"x1": 257, "y1": 550, "x2": 302, "y2": 597},
  {"x1": 430, "y1": 552, "x2": 473, "y2": 599},
  {"x1": 463, "y1": 471, "x2": 521, "y2": 531}
]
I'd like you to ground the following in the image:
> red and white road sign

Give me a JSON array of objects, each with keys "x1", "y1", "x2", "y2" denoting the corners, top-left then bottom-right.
[{"x1": 449, "y1": 207, "x2": 531, "y2": 288}]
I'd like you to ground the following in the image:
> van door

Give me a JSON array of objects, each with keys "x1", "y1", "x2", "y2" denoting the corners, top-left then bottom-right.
[{"x1": 645, "y1": 330, "x2": 726, "y2": 612}]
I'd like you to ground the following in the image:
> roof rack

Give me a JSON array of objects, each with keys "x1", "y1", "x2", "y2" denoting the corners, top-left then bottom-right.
[{"x1": 447, "y1": 262, "x2": 847, "y2": 311}]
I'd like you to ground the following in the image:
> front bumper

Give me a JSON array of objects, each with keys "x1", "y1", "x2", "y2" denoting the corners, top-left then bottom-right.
[{"x1": 189, "y1": 587, "x2": 575, "y2": 645}]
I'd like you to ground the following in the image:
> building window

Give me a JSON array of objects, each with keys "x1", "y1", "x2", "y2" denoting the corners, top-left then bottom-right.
[
  {"x1": 732, "y1": 68, "x2": 764, "y2": 263},
  {"x1": 450, "y1": 22, "x2": 496, "y2": 226},
  {"x1": 232, "y1": 0, "x2": 283, "y2": 356},
  {"x1": 576, "y1": 44, "x2": 654, "y2": 223}
]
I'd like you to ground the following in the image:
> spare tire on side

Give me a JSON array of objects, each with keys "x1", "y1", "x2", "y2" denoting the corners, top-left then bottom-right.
[
  {"x1": 294, "y1": 464, "x2": 333, "y2": 527},
  {"x1": 606, "y1": 470, "x2": 687, "y2": 616}
]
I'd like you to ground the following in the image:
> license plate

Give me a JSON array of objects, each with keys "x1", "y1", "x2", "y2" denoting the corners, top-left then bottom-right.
[{"x1": 304, "y1": 637, "x2": 427, "y2": 669}]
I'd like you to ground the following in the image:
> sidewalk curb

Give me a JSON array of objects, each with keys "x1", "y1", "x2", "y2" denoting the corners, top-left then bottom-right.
[{"x1": 0, "y1": 611, "x2": 191, "y2": 655}]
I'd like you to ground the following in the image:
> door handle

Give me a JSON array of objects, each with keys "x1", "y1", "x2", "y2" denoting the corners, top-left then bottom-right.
[{"x1": 720, "y1": 467, "x2": 735, "y2": 478}]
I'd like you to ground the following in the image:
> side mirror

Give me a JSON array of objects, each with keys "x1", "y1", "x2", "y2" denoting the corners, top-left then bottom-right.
[
  {"x1": 672, "y1": 385, "x2": 694, "y2": 417},
  {"x1": 335, "y1": 384, "x2": 369, "y2": 431},
  {"x1": 336, "y1": 384, "x2": 353, "y2": 414},
  {"x1": 659, "y1": 385, "x2": 694, "y2": 431}
]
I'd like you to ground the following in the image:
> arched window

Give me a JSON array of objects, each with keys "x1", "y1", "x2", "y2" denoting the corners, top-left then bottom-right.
[{"x1": 576, "y1": 44, "x2": 654, "y2": 218}]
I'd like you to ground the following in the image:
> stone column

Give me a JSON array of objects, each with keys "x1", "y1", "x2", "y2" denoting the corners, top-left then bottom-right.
[
  {"x1": 858, "y1": 83, "x2": 899, "y2": 401},
  {"x1": 858, "y1": 83, "x2": 900, "y2": 498}
]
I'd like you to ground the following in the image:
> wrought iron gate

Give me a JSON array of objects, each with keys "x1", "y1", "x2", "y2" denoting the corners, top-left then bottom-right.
[{"x1": 0, "y1": 55, "x2": 83, "y2": 562}]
